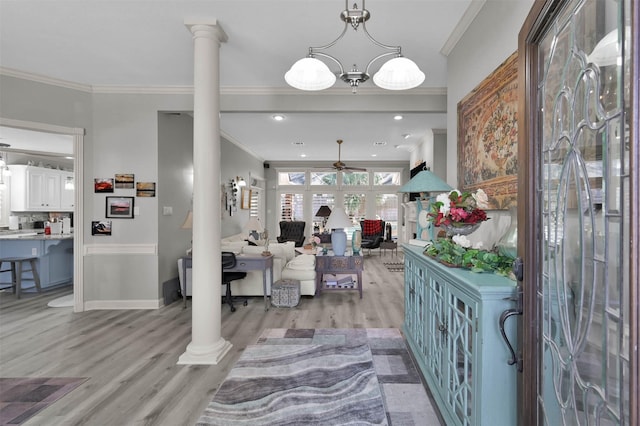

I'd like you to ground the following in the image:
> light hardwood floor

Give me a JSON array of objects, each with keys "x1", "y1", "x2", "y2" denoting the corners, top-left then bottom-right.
[{"x1": 0, "y1": 251, "x2": 437, "y2": 426}]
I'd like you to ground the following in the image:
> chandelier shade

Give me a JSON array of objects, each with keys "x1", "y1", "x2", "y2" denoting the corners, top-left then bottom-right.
[
  {"x1": 373, "y1": 57, "x2": 426, "y2": 90},
  {"x1": 284, "y1": 57, "x2": 336, "y2": 91},
  {"x1": 285, "y1": 0, "x2": 424, "y2": 93}
]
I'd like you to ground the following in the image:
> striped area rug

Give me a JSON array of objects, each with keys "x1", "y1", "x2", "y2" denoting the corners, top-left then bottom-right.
[{"x1": 197, "y1": 328, "x2": 438, "y2": 426}]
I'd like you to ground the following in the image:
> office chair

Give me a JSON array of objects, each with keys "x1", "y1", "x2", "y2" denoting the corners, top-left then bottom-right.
[{"x1": 222, "y1": 251, "x2": 247, "y2": 312}]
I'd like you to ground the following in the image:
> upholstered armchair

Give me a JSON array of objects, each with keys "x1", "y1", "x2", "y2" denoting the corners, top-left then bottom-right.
[
  {"x1": 277, "y1": 221, "x2": 306, "y2": 247},
  {"x1": 360, "y1": 220, "x2": 385, "y2": 255}
]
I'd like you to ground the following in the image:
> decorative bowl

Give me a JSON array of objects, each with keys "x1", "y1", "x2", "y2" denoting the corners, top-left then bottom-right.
[{"x1": 441, "y1": 222, "x2": 482, "y2": 237}]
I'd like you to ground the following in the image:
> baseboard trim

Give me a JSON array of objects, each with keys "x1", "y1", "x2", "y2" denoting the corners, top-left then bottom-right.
[{"x1": 84, "y1": 298, "x2": 162, "y2": 310}]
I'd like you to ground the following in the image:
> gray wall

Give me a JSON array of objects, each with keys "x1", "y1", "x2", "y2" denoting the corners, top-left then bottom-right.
[{"x1": 158, "y1": 112, "x2": 194, "y2": 286}]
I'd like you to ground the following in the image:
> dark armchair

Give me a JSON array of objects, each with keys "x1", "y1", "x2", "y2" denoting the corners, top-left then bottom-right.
[
  {"x1": 360, "y1": 220, "x2": 385, "y2": 255},
  {"x1": 277, "y1": 221, "x2": 306, "y2": 247}
]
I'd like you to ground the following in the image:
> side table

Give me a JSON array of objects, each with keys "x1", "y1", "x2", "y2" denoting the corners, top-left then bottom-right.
[
  {"x1": 380, "y1": 241, "x2": 398, "y2": 256},
  {"x1": 315, "y1": 254, "x2": 364, "y2": 298}
]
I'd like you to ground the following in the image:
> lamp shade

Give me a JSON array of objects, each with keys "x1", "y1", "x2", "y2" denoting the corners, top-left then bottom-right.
[
  {"x1": 373, "y1": 57, "x2": 425, "y2": 90},
  {"x1": 324, "y1": 207, "x2": 352, "y2": 230},
  {"x1": 314, "y1": 205, "x2": 332, "y2": 218},
  {"x1": 285, "y1": 57, "x2": 337, "y2": 91},
  {"x1": 398, "y1": 170, "x2": 452, "y2": 193},
  {"x1": 181, "y1": 211, "x2": 193, "y2": 229},
  {"x1": 244, "y1": 217, "x2": 264, "y2": 233}
]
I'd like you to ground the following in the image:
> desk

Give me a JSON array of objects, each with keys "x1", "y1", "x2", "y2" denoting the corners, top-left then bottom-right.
[
  {"x1": 181, "y1": 254, "x2": 274, "y2": 311},
  {"x1": 315, "y1": 254, "x2": 364, "y2": 298}
]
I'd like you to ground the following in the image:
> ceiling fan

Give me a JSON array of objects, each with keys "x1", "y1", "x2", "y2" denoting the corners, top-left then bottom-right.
[{"x1": 329, "y1": 139, "x2": 366, "y2": 172}]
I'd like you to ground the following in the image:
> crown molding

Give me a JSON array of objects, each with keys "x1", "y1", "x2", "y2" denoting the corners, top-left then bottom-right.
[
  {"x1": 440, "y1": 0, "x2": 487, "y2": 56},
  {"x1": 221, "y1": 130, "x2": 265, "y2": 163},
  {"x1": 1, "y1": 66, "x2": 446, "y2": 97},
  {"x1": 0, "y1": 67, "x2": 92, "y2": 92}
]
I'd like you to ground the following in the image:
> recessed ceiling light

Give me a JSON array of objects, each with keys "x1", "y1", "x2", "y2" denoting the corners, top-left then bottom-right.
[
  {"x1": 300, "y1": 154, "x2": 307, "y2": 158},
  {"x1": 402, "y1": 133, "x2": 411, "y2": 139},
  {"x1": 393, "y1": 115, "x2": 403, "y2": 120},
  {"x1": 371, "y1": 154, "x2": 377, "y2": 157},
  {"x1": 272, "y1": 114, "x2": 285, "y2": 121}
]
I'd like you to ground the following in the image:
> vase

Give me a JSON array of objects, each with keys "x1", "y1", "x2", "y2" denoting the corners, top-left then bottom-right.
[
  {"x1": 331, "y1": 228, "x2": 347, "y2": 256},
  {"x1": 496, "y1": 206, "x2": 517, "y2": 259},
  {"x1": 441, "y1": 222, "x2": 481, "y2": 237}
]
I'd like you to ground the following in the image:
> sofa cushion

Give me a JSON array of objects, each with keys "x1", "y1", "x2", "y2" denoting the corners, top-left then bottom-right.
[
  {"x1": 282, "y1": 266, "x2": 316, "y2": 281},
  {"x1": 221, "y1": 241, "x2": 248, "y2": 253},
  {"x1": 284, "y1": 254, "x2": 315, "y2": 270}
]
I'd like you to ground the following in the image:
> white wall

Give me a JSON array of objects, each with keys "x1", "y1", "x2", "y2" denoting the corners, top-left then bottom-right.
[{"x1": 446, "y1": 0, "x2": 534, "y2": 247}]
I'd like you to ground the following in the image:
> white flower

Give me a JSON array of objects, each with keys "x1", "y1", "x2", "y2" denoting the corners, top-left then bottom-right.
[
  {"x1": 472, "y1": 188, "x2": 490, "y2": 209},
  {"x1": 452, "y1": 234, "x2": 472, "y2": 248},
  {"x1": 436, "y1": 192, "x2": 451, "y2": 215}
]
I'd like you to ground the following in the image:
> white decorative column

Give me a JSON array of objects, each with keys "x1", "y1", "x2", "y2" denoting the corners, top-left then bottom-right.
[{"x1": 178, "y1": 20, "x2": 229, "y2": 365}]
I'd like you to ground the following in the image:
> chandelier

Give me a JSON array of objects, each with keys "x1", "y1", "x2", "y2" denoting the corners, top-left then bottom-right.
[{"x1": 285, "y1": 0, "x2": 425, "y2": 94}]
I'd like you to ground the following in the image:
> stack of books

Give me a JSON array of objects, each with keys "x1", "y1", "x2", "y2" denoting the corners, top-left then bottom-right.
[{"x1": 323, "y1": 274, "x2": 354, "y2": 288}]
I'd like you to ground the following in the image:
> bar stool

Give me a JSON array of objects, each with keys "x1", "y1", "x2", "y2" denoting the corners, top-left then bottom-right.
[{"x1": 0, "y1": 257, "x2": 42, "y2": 299}]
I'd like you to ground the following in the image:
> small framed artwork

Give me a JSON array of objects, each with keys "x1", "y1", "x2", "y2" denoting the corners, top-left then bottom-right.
[
  {"x1": 106, "y1": 196, "x2": 135, "y2": 219},
  {"x1": 91, "y1": 220, "x2": 112, "y2": 236},
  {"x1": 94, "y1": 178, "x2": 114, "y2": 193},
  {"x1": 241, "y1": 188, "x2": 251, "y2": 209},
  {"x1": 115, "y1": 173, "x2": 135, "y2": 189},
  {"x1": 136, "y1": 182, "x2": 156, "y2": 197}
]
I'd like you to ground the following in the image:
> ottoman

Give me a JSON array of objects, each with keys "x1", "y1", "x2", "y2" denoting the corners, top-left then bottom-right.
[{"x1": 271, "y1": 279, "x2": 301, "y2": 307}]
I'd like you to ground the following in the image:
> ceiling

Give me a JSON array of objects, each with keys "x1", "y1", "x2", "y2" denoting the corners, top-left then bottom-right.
[{"x1": 0, "y1": 0, "x2": 479, "y2": 163}]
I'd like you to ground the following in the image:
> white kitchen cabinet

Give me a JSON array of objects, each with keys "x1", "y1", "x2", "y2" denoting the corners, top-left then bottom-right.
[
  {"x1": 60, "y1": 170, "x2": 74, "y2": 210},
  {"x1": 9, "y1": 165, "x2": 73, "y2": 212}
]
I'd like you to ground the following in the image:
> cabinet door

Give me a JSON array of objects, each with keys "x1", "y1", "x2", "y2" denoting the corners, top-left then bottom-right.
[
  {"x1": 60, "y1": 171, "x2": 74, "y2": 210},
  {"x1": 26, "y1": 169, "x2": 46, "y2": 209},
  {"x1": 424, "y1": 271, "x2": 447, "y2": 389},
  {"x1": 43, "y1": 171, "x2": 61, "y2": 209},
  {"x1": 443, "y1": 283, "x2": 477, "y2": 426}
]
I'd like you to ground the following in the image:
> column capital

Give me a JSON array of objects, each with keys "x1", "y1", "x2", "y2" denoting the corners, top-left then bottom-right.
[{"x1": 184, "y1": 19, "x2": 228, "y2": 43}]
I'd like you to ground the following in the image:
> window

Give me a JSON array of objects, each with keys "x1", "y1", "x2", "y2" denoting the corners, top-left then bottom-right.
[
  {"x1": 278, "y1": 171, "x2": 305, "y2": 185},
  {"x1": 312, "y1": 193, "x2": 335, "y2": 232},
  {"x1": 310, "y1": 172, "x2": 337, "y2": 185},
  {"x1": 342, "y1": 172, "x2": 368, "y2": 186},
  {"x1": 374, "y1": 171, "x2": 401, "y2": 185},
  {"x1": 344, "y1": 193, "x2": 365, "y2": 234},
  {"x1": 375, "y1": 194, "x2": 399, "y2": 239},
  {"x1": 280, "y1": 193, "x2": 304, "y2": 221},
  {"x1": 250, "y1": 188, "x2": 261, "y2": 217}
]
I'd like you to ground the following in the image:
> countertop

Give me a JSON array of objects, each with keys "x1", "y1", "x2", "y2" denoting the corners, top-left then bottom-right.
[{"x1": 0, "y1": 230, "x2": 74, "y2": 240}]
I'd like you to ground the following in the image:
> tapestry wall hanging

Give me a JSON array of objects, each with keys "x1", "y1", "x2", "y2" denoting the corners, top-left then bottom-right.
[{"x1": 457, "y1": 51, "x2": 518, "y2": 209}]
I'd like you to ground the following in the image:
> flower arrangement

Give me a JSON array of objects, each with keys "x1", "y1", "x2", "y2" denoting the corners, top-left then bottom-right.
[
  {"x1": 429, "y1": 188, "x2": 490, "y2": 227},
  {"x1": 311, "y1": 235, "x2": 321, "y2": 248}
]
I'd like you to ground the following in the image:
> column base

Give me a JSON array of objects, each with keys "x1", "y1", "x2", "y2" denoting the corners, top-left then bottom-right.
[{"x1": 177, "y1": 338, "x2": 233, "y2": 365}]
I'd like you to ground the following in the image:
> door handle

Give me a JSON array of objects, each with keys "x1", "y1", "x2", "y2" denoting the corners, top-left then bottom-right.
[{"x1": 499, "y1": 308, "x2": 523, "y2": 372}]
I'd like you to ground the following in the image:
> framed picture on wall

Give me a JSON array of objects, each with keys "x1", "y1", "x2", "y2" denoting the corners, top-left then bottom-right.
[
  {"x1": 115, "y1": 173, "x2": 135, "y2": 189},
  {"x1": 136, "y1": 182, "x2": 156, "y2": 197},
  {"x1": 106, "y1": 196, "x2": 135, "y2": 219},
  {"x1": 241, "y1": 187, "x2": 251, "y2": 209},
  {"x1": 91, "y1": 220, "x2": 112, "y2": 236},
  {"x1": 94, "y1": 178, "x2": 114, "y2": 193}
]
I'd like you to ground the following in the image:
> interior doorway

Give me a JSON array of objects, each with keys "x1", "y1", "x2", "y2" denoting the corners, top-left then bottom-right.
[{"x1": 0, "y1": 118, "x2": 85, "y2": 311}]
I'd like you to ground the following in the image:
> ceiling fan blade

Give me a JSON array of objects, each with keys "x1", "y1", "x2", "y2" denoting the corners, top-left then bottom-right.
[{"x1": 343, "y1": 166, "x2": 367, "y2": 172}]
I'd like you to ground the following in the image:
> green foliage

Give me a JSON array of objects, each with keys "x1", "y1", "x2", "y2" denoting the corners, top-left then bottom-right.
[{"x1": 424, "y1": 238, "x2": 514, "y2": 278}]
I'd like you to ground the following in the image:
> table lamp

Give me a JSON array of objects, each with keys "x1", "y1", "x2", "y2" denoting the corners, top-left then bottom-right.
[
  {"x1": 398, "y1": 169, "x2": 452, "y2": 242},
  {"x1": 324, "y1": 207, "x2": 352, "y2": 256}
]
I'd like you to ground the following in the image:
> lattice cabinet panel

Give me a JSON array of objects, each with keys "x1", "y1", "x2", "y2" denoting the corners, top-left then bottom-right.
[{"x1": 403, "y1": 245, "x2": 518, "y2": 426}]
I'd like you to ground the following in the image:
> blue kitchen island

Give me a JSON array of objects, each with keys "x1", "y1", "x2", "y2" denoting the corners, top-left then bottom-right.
[{"x1": 0, "y1": 232, "x2": 73, "y2": 291}]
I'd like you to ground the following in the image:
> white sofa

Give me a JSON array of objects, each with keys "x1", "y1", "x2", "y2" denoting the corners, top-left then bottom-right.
[{"x1": 178, "y1": 234, "x2": 317, "y2": 298}]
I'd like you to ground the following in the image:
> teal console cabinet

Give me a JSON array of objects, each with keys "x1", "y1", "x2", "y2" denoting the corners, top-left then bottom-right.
[{"x1": 402, "y1": 244, "x2": 518, "y2": 426}]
